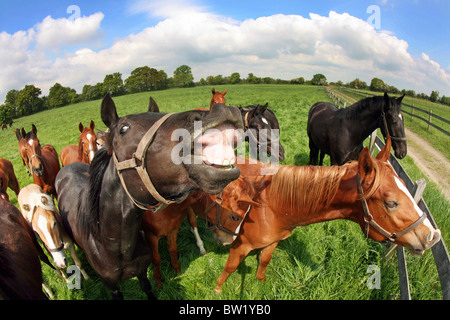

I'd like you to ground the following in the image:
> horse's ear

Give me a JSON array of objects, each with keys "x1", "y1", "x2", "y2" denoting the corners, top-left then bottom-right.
[
  {"x1": 376, "y1": 136, "x2": 392, "y2": 162},
  {"x1": 211, "y1": 88, "x2": 215, "y2": 94},
  {"x1": 148, "y1": 97, "x2": 160, "y2": 113},
  {"x1": 101, "y1": 93, "x2": 119, "y2": 128},
  {"x1": 236, "y1": 193, "x2": 259, "y2": 206},
  {"x1": 31, "y1": 124, "x2": 37, "y2": 135},
  {"x1": 14, "y1": 128, "x2": 22, "y2": 141},
  {"x1": 90, "y1": 120, "x2": 95, "y2": 130},
  {"x1": 358, "y1": 147, "x2": 376, "y2": 186},
  {"x1": 78, "y1": 122, "x2": 84, "y2": 133},
  {"x1": 397, "y1": 94, "x2": 405, "y2": 103},
  {"x1": 383, "y1": 92, "x2": 390, "y2": 110},
  {"x1": 223, "y1": 89, "x2": 228, "y2": 95},
  {"x1": 258, "y1": 103, "x2": 268, "y2": 114},
  {"x1": 21, "y1": 128, "x2": 26, "y2": 137}
]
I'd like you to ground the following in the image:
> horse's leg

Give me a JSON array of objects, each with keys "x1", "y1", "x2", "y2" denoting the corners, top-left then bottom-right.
[
  {"x1": 104, "y1": 281, "x2": 123, "y2": 300},
  {"x1": 65, "y1": 240, "x2": 89, "y2": 280},
  {"x1": 137, "y1": 271, "x2": 156, "y2": 300},
  {"x1": 187, "y1": 207, "x2": 206, "y2": 254},
  {"x1": 319, "y1": 149, "x2": 325, "y2": 166},
  {"x1": 147, "y1": 233, "x2": 163, "y2": 286},
  {"x1": 167, "y1": 229, "x2": 181, "y2": 274},
  {"x1": 215, "y1": 244, "x2": 253, "y2": 294},
  {"x1": 308, "y1": 139, "x2": 319, "y2": 165},
  {"x1": 256, "y1": 242, "x2": 279, "y2": 282}
]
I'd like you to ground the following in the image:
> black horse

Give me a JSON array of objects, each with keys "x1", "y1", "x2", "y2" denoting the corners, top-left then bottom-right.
[
  {"x1": 55, "y1": 94, "x2": 243, "y2": 299},
  {"x1": 307, "y1": 92, "x2": 406, "y2": 166},
  {"x1": 0, "y1": 199, "x2": 54, "y2": 299},
  {"x1": 240, "y1": 103, "x2": 285, "y2": 162}
]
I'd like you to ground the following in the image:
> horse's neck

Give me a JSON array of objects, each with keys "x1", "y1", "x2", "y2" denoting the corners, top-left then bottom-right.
[
  {"x1": 97, "y1": 160, "x2": 144, "y2": 258},
  {"x1": 347, "y1": 98, "x2": 383, "y2": 141}
]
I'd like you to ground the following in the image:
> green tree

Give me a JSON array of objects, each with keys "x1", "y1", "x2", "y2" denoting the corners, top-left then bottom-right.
[
  {"x1": 125, "y1": 66, "x2": 166, "y2": 93},
  {"x1": 370, "y1": 77, "x2": 386, "y2": 92},
  {"x1": 48, "y1": 83, "x2": 77, "y2": 108},
  {"x1": 103, "y1": 72, "x2": 125, "y2": 96},
  {"x1": 430, "y1": 90, "x2": 439, "y2": 102},
  {"x1": 311, "y1": 73, "x2": 327, "y2": 86},
  {"x1": 230, "y1": 72, "x2": 241, "y2": 84},
  {"x1": 16, "y1": 85, "x2": 42, "y2": 116},
  {"x1": 173, "y1": 65, "x2": 194, "y2": 87}
]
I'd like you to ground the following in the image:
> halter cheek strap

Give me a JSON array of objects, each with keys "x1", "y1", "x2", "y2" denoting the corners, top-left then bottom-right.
[
  {"x1": 113, "y1": 113, "x2": 175, "y2": 212},
  {"x1": 356, "y1": 173, "x2": 426, "y2": 242}
]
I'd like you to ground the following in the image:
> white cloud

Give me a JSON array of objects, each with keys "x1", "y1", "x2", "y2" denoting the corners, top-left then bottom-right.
[{"x1": 1, "y1": 3, "x2": 450, "y2": 104}]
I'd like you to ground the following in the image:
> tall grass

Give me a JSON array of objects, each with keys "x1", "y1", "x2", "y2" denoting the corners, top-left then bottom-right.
[{"x1": 0, "y1": 84, "x2": 447, "y2": 300}]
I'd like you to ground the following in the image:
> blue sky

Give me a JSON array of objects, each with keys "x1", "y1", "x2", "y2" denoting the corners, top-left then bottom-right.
[{"x1": 0, "y1": 0, "x2": 449, "y2": 102}]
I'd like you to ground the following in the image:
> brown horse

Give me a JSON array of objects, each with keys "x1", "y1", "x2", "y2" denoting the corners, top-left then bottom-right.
[
  {"x1": 141, "y1": 191, "x2": 208, "y2": 286},
  {"x1": 195, "y1": 88, "x2": 228, "y2": 111},
  {"x1": 60, "y1": 120, "x2": 98, "y2": 166},
  {"x1": 0, "y1": 158, "x2": 20, "y2": 201},
  {"x1": 22, "y1": 124, "x2": 60, "y2": 196},
  {"x1": 0, "y1": 197, "x2": 54, "y2": 299},
  {"x1": 210, "y1": 138, "x2": 441, "y2": 293},
  {"x1": 18, "y1": 184, "x2": 89, "y2": 282},
  {"x1": 15, "y1": 128, "x2": 31, "y2": 176}
]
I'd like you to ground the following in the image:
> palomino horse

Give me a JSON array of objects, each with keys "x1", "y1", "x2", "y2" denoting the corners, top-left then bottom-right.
[
  {"x1": 0, "y1": 158, "x2": 20, "y2": 201},
  {"x1": 0, "y1": 197, "x2": 54, "y2": 299},
  {"x1": 240, "y1": 103, "x2": 285, "y2": 162},
  {"x1": 18, "y1": 184, "x2": 89, "y2": 283},
  {"x1": 21, "y1": 124, "x2": 60, "y2": 196},
  {"x1": 60, "y1": 120, "x2": 98, "y2": 166},
  {"x1": 55, "y1": 93, "x2": 243, "y2": 299},
  {"x1": 210, "y1": 138, "x2": 441, "y2": 293},
  {"x1": 307, "y1": 92, "x2": 407, "y2": 165}
]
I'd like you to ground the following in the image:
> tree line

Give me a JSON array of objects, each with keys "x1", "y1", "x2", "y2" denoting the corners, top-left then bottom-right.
[{"x1": 1, "y1": 65, "x2": 448, "y2": 124}]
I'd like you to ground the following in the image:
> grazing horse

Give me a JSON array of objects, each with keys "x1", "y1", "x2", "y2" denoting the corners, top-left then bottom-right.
[
  {"x1": 240, "y1": 103, "x2": 285, "y2": 162},
  {"x1": 0, "y1": 158, "x2": 20, "y2": 201},
  {"x1": 21, "y1": 124, "x2": 60, "y2": 196},
  {"x1": 0, "y1": 198, "x2": 54, "y2": 299},
  {"x1": 60, "y1": 120, "x2": 98, "y2": 166},
  {"x1": 307, "y1": 92, "x2": 406, "y2": 165},
  {"x1": 18, "y1": 184, "x2": 89, "y2": 283},
  {"x1": 210, "y1": 138, "x2": 441, "y2": 293},
  {"x1": 55, "y1": 93, "x2": 243, "y2": 299}
]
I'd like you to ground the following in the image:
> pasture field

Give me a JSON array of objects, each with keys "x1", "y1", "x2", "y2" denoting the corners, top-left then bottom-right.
[{"x1": 0, "y1": 84, "x2": 448, "y2": 300}]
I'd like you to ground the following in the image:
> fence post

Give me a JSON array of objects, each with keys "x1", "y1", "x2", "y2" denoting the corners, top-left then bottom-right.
[
  {"x1": 428, "y1": 110, "x2": 432, "y2": 131},
  {"x1": 411, "y1": 104, "x2": 414, "y2": 120}
]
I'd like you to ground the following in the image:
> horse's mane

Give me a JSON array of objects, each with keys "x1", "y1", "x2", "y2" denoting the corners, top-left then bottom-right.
[
  {"x1": 268, "y1": 161, "x2": 387, "y2": 213},
  {"x1": 342, "y1": 96, "x2": 384, "y2": 120},
  {"x1": 79, "y1": 146, "x2": 111, "y2": 237}
]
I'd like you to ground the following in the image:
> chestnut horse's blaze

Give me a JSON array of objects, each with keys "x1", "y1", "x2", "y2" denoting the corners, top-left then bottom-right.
[{"x1": 208, "y1": 137, "x2": 441, "y2": 293}]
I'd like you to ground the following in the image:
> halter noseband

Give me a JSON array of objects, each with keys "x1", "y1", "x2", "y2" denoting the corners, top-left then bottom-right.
[
  {"x1": 356, "y1": 173, "x2": 425, "y2": 242},
  {"x1": 113, "y1": 113, "x2": 175, "y2": 212},
  {"x1": 380, "y1": 108, "x2": 407, "y2": 143}
]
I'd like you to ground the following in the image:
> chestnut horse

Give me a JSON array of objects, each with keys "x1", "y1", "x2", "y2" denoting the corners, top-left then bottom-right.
[
  {"x1": 15, "y1": 128, "x2": 31, "y2": 176},
  {"x1": 0, "y1": 158, "x2": 20, "y2": 201},
  {"x1": 210, "y1": 138, "x2": 441, "y2": 293},
  {"x1": 21, "y1": 125, "x2": 60, "y2": 196},
  {"x1": 60, "y1": 120, "x2": 98, "y2": 166},
  {"x1": 18, "y1": 184, "x2": 89, "y2": 283},
  {"x1": 0, "y1": 197, "x2": 54, "y2": 299},
  {"x1": 55, "y1": 94, "x2": 243, "y2": 299},
  {"x1": 195, "y1": 88, "x2": 228, "y2": 111}
]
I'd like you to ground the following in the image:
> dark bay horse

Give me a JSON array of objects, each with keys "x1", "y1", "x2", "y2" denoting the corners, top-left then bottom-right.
[
  {"x1": 307, "y1": 92, "x2": 406, "y2": 165},
  {"x1": 0, "y1": 158, "x2": 20, "y2": 201},
  {"x1": 240, "y1": 103, "x2": 285, "y2": 162},
  {"x1": 210, "y1": 138, "x2": 441, "y2": 293},
  {"x1": 0, "y1": 198, "x2": 54, "y2": 299},
  {"x1": 60, "y1": 120, "x2": 98, "y2": 166},
  {"x1": 55, "y1": 93, "x2": 243, "y2": 299},
  {"x1": 21, "y1": 125, "x2": 60, "y2": 196}
]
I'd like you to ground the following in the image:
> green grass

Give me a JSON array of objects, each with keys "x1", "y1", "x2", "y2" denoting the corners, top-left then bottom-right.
[{"x1": 0, "y1": 84, "x2": 447, "y2": 300}]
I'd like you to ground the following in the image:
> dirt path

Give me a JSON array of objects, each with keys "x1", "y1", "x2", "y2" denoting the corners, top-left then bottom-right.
[{"x1": 331, "y1": 88, "x2": 450, "y2": 202}]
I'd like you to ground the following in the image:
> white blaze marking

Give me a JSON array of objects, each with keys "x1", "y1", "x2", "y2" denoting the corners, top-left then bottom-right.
[
  {"x1": 261, "y1": 117, "x2": 269, "y2": 125},
  {"x1": 28, "y1": 139, "x2": 34, "y2": 146},
  {"x1": 398, "y1": 113, "x2": 403, "y2": 121},
  {"x1": 37, "y1": 215, "x2": 56, "y2": 249},
  {"x1": 232, "y1": 205, "x2": 252, "y2": 241},
  {"x1": 86, "y1": 133, "x2": 92, "y2": 141}
]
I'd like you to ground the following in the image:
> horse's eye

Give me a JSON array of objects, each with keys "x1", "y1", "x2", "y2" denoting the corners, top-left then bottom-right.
[
  {"x1": 230, "y1": 215, "x2": 240, "y2": 222},
  {"x1": 119, "y1": 124, "x2": 130, "y2": 136},
  {"x1": 385, "y1": 201, "x2": 398, "y2": 209}
]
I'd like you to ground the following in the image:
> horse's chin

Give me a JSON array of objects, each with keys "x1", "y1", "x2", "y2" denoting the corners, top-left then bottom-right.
[{"x1": 188, "y1": 163, "x2": 241, "y2": 195}]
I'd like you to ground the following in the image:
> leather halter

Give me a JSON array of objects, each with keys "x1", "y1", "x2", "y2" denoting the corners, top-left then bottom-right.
[
  {"x1": 380, "y1": 108, "x2": 407, "y2": 143},
  {"x1": 205, "y1": 194, "x2": 252, "y2": 237},
  {"x1": 113, "y1": 113, "x2": 175, "y2": 212},
  {"x1": 356, "y1": 173, "x2": 426, "y2": 242}
]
